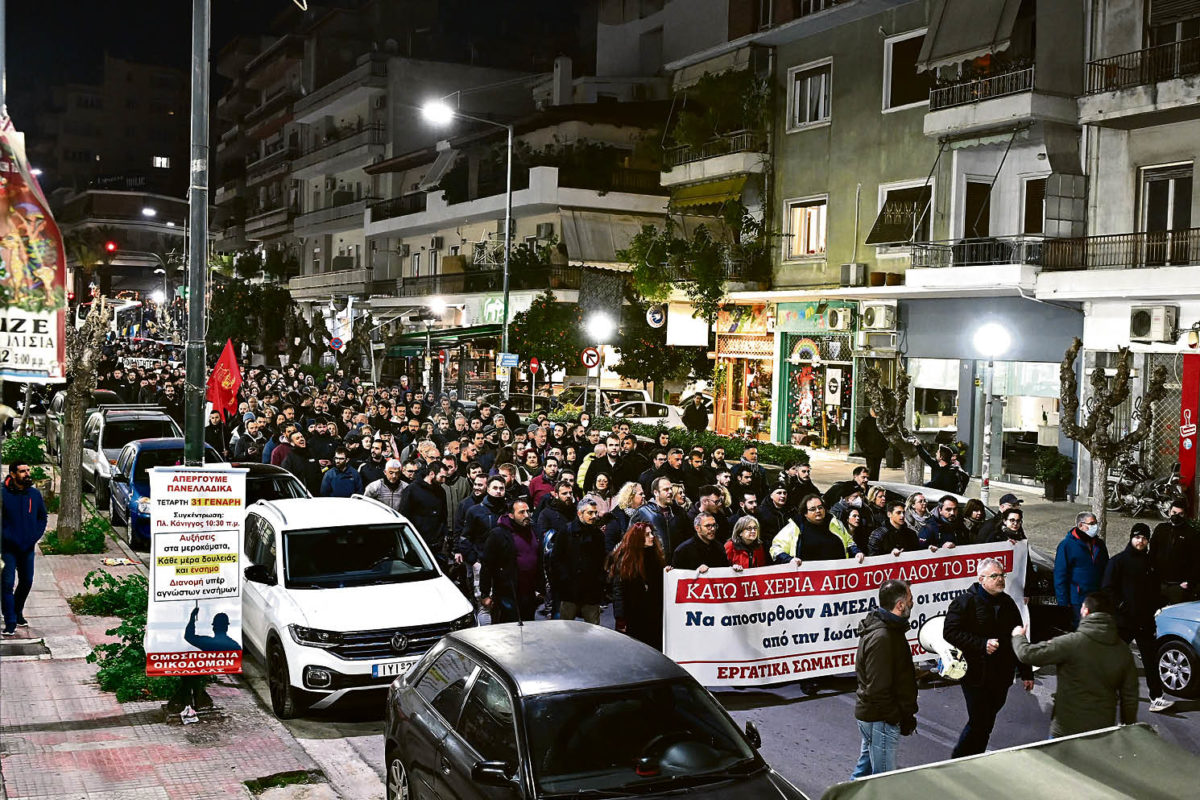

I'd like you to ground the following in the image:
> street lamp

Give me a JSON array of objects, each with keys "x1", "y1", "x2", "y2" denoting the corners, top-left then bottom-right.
[
  {"x1": 585, "y1": 312, "x2": 617, "y2": 418},
  {"x1": 421, "y1": 98, "x2": 514, "y2": 397},
  {"x1": 973, "y1": 322, "x2": 1011, "y2": 506},
  {"x1": 142, "y1": 207, "x2": 157, "y2": 218}
]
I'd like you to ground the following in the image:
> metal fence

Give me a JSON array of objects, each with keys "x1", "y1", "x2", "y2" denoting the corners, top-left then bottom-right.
[
  {"x1": 929, "y1": 65, "x2": 1035, "y2": 111},
  {"x1": 394, "y1": 266, "x2": 582, "y2": 298},
  {"x1": 1087, "y1": 37, "x2": 1200, "y2": 94},
  {"x1": 909, "y1": 236, "x2": 1044, "y2": 268},
  {"x1": 1042, "y1": 227, "x2": 1200, "y2": 271},
  {"x1": 664, "y1": 130, "x2": 767, "y2": 168}
]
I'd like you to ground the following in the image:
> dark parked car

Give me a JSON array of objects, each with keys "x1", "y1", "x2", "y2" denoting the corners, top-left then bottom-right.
[
  {"x1": 233, "y1": 462, "x2": 314, "y2": 505},
  {"x1": 109, "y1": 438, "x2": 224, "y2": 547},
  {"x1": 384, "y1": 621, "x2": 807, "y2": 800},
  {"x1": 45, "y1": 388, "x2": 123, "y2": 461}
]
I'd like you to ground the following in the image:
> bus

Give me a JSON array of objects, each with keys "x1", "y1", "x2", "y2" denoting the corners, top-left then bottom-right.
[{"x1": 74, "y1": 299, "x2": 144, "y2": 337}]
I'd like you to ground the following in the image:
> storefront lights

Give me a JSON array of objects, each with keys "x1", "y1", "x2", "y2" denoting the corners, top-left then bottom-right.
[{"x1": 973, "y1": 322, "x2": 1011, "y2": 359}]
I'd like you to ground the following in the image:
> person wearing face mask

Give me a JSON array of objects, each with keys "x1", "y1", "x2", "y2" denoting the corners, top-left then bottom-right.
[
  {"x1": 1054, "y1": 511, "x2": 1109, "y2": 628},
  {"x1": 1150, "y1": 499, "x2": 1199, "y2": 605},
  {"x1": 852, "y1": 580, "x2": 918, "y2": 779},
  {"x1": 1104, "y1": 523, "x2": 1173, "y2": 712}
]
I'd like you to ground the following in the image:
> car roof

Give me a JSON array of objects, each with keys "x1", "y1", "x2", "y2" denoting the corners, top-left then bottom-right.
[
  {"x1": 248, "y1": 496, "x2": 402, "y2": 529},
  {"x1": 232, "y1": 462, "x2": 298, "y2": 478},
  {"x1": 445, "y1": 620, "x2": 690, "y2": 696}
]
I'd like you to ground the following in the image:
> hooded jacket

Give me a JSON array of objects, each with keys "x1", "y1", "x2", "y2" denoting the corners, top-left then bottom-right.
[
  {"x1": 1012, "y1": 611, "x2": 1138, "y2": 737},
  {"x1": 398, "y1": 478, "x2": 448, "y2": 552},
  {"x1": 855, "y1": 608, "x2": 918, "y2": 724},
  {"x1": 1102, "y1": 542, "x2": 1158, "y2": 634},
  {"x1": 1054, "y1": 528, "x2": 1109, "y2": 609},
  {"x1": 1, "y1": 475, "x2": 48, "y2": 552}
]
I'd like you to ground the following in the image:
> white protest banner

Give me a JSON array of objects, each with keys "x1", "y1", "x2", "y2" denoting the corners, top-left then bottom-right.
[
  {"x1": 145, "y1": 467, "x2": 247, "y2": 677},
  {"x1": 664, "y1": 542, "x2": 1028, "y2": 687}
]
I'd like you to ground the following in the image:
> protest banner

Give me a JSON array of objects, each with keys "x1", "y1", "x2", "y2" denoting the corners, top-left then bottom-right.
[
  {"x1": 663, "y1": 542, "x2": 1028, "y2": 687},
  {"x1": 145, "y1": 467, "x2": 247, "y2": 677}
]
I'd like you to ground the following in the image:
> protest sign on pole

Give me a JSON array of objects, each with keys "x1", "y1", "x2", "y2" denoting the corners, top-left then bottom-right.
[
  {"x1": 145, "y1": 467, "x2": 247, "y2": 677},
  {"x1": 663, "y1": 542, "x2": 1028, "y2": 687}
]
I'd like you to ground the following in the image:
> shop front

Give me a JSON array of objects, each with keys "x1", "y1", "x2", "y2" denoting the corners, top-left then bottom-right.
[
  {"x1": 713, "y1": 304, "x2": 775, "y2": 440},
  {"x1": 774, "y1": 301, "x2": 858, "y2": 450},
  {"x1": 384, "y1": 323, "x2": 502, "y2": 398}
]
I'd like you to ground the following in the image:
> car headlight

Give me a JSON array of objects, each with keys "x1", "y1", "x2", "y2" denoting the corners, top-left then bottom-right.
[
  {"x1": 288, "y1": 625, "x2": 344, "y2": 648},
  {"x1": 450, "y1": 612, "x2": 477, "y2": 631},
  {"x1": 137, "y1": 497, "x2": 151, "y2": 514},
  {"x1": 1155, "y1": 608, "x2": 1162, "y2": 618}
]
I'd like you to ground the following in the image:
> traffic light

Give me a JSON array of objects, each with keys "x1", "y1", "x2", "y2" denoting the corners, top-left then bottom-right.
[{"x1": 104, "y1": 240, "x2": 118, "y2": 253}]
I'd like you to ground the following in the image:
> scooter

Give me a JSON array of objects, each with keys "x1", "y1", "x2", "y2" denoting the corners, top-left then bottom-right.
[{"x1": 1105, "y1": 455, "x2": 1186, "y2": 519}]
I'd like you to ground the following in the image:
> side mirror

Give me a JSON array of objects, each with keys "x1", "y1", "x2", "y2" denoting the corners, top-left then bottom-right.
[
  {"x1": 83, "y1": 439, "x2": 97, "y2": 450},
  {"x1": 744, "y1": 721, "x2": 762, "y2": 750},
  {"x1": 471, "y1": 761, "x2": 517, "y2": 787},
  {"x1": 112, "y1": 473, "x2": 129, "y2": 484},
  {"x1": 244, "y1": 564, "x2": 277, "y2": 586}
]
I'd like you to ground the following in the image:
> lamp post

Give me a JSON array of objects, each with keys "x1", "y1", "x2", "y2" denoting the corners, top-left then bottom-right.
[
  {"x1": 585, "y1": 312, "x2": 617, "y2": 419},
  {"x1": 973, "y1": 322, "x2": 1011, "y2": 506},
  {"x1": 421, "y1": 99, "x2": 513, "y2": 398},
  {"x1": 427, "y1": 298, "x2": 446, "y2": 396}
]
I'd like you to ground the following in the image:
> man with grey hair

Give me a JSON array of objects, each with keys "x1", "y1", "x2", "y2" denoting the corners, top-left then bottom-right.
[
  {"x1": 1055, "y1": 511, "x2": 1109, "y2": 628},
  {"x1": 550, "y1": 498, "x2": 607, "y2": 624},
  {"x1": 363, "y1": 459, "x2": 406, "y2": 511},
  {"x1": 944, "y1": 557, "x2": 1034, "y2": 758}
]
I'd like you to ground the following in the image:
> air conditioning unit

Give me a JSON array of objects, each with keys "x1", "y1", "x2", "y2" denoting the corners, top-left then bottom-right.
[
  {"x1": 1129, "y1": 305, "x2": 1177, "y2": 343},
  {"x1": 826, "y1": 308, "x2": 852, "y2": 331},
  {"x1": 536, "y1": 222, "x2": 555, "y2": 239},
  {"x1": 840, "y1": 263, "x2": 867, "y2": 287},
  {"x1": 430, "y1": 236, "x2": 444, "y2": 250},
  {"x1": 861, "y1": 303, "x2": 897, "y2": 330},
  {"x1": 855, "y1": 330, "x2": 899, "y2": 353},
  {"x1": 396, "y1": 243, "x2": 411, "y2": 258}
]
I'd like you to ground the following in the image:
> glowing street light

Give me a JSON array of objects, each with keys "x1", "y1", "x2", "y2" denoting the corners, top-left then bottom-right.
[{"x1": 973, "y1": 322, "x2": 1011, "y2": 505}]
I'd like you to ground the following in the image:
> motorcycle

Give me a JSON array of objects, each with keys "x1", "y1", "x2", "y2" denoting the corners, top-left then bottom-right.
[{"x1": 1105, "y1": 455, "x2": 1186, "y2": 519}]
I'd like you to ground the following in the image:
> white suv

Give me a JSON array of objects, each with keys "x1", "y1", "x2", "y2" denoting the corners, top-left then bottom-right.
[{"x1": 241, "y1": 496, "x2": 475, "y2": 718}]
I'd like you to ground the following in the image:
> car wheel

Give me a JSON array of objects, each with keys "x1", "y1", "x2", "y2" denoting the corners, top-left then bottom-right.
[
  {"x1": 267, "y1": 638, "x2": 300, "y2": 719},
  {"x1": 386, "y1": 744, "x2": 414, "y2": 800},
  {"x1": 1159, "y1": 640, "x2": 1200, "y2": 699}
]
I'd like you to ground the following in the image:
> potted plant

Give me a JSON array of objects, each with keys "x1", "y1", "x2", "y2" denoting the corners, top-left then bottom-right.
[{"x1": 1035, "y1": 447, "x2": 1074, "y2": 502}]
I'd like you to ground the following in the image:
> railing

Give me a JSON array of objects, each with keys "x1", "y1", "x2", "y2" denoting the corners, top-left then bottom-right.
[
  {"x1": 665, "y1": 130, "x2": 767, "y2": 168},
  {"x1": 289, "y1": 268, "x2": 371, "y2": 291},
  {"x1": 1086, "y1": 37, "x2": 1200, "y2": 94},
  {"x1": 1042, "y1": 228, "x2": 1200, "y2": 271},
  {"x1": 244, "y1": 87, "x2": 296, "y2": 125},
  {"x1": 929, "y1": 65, "x2": 1035, "y2": 111},
  {"x1": 394, "y1": 266, "x2": 582, "y2": 298},
  {"x1": 559, "y1": 166, "x2": 668, "y2": 195},
  {"x1": 294, "y1": 124, "x2": 385, "y2": 170},
  {"x1": 370, "y1": 193, "x2": 427, "y2": 223},
  {"x1": 909, "y1": 236, "x2": 1045, "y2": 268},
  {"x1": 245, "y1": 146, "x2": 295, "y2": 173},
  {"x1": 244, "y1": 203, "x2": 293, "y2": 233},
  {"x1": 294, "y1": 57, "x2": 387, "y2": 115},
  {"x1": 293, "y1": 196, "x2": 376, "y2": 229},
  {"x1": 662, "y1": 259, "x2": 766, "y2": 283}
]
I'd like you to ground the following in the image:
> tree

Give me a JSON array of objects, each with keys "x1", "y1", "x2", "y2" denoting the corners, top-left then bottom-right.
[
  {"x1": 64, "y1": 226, "x2": 119, "y2": 299},
  {"x1": 58, "y1": 299, "x2": 111, "y2": 542},
  {"x1": 1060, "y1": 338, "x2": 1169, "y2": 539},
  {"x1": 613, "y1": 300, "x2": 698, "y2": 401},
  {"x1": 206, "y1": 279, "x2": 299, "y2": 366},
  {"x1": 508, "y1": 290, "x2": 582, "y2": 387},
  {"x1": 860, "y1": 364, "x2": 925, "y2": 485}
]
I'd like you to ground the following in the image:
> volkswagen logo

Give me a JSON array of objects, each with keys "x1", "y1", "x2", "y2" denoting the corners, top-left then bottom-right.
[{"x1": 390, "y1": 633, "x2": 409, "y2": 654}]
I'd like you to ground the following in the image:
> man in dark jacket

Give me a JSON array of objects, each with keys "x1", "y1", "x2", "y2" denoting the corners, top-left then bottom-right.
[
  {"x1": 399, "y1": 461, "x2": 449, "y2": 554},
  {"x1": 852, "y1": 579, "x2": 917, "y2": 779},
  {"x1": 1103, "y1": 523, "x2": 1172, "y2": 712},
  {"x1": 855, "y1": 410, "x2": 888, "y2": 481},
  {"x1": 359, "y1": 439, "x2": 388, "y2": 486},
  {"x1": 823, "y1": 466, "x2": 870, "y2": 509},
  {"x1": 319, "y1": 449, "x2": 363, "y2": 498},
  {"x1": 456, "y1": 476, "x2": 508, "y2": 564},
  {"x1": 552, "y1": 499, "x2": 607, "y2": 624},
  {"x1": 280, "y1": 431, "x2": 324, "y2": 496},
  {"x1": 917, "y1": 495, "x2": 962, "y2": 550},
  {"x1": 917, "y1": 443, "x2": 969, "y2": 493},
  {"x1": 778, "y1": 461, "x2": 820, "y2": 516},
  {"x1": 976, "y1": 493, "x2": 1023, "y2": 543},
  {"x1": 2, "y1": 461, "x2": 48, "y2": 636},
  {"x1": 612, "y1": 436, "x2": 649, "y2": 491},
  {"x1": 682, "y1": 393, "x2": 709, "y2": 432},
  {"x1": 638, "y1": 450, "x2": 668, "y2": 496},
  {"x1": 671, "y1": 513, "x2": 729, "y2": 572},
  {"x1": 944, "y1": 557, "x2": 1035, "y2": 758},
  {"x1": 454, "y1": 474, "x2": 488, "y2": 540},
  {"x1": 1054, "y1": 511, "x2": 1108, "y2": 627},
  {"x1": 480, "y1": 499, "x2": 542, "y2": 623},
  {"x1": 1150, "y1": 499, "x2": 1199, "y2": 604},
  {"x1": 867, "y1": 501, "x2": 922, "y2": 556},
  {"x1": 755, "y1": 487, "x2": 790, "y2": 552}
]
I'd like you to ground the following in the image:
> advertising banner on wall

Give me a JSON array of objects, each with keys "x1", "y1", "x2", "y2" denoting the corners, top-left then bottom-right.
[
  {"x1": 145, "y1": 467, "x2": 247, "y2": 677},
  {"x1": 663, "y1": 542, "x2": 1028, "y2": 687}
]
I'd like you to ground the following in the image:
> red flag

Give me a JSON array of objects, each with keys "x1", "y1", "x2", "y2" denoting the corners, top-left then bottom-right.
[{"x1": 206, "y1": 339, "x2": 242, "y2": 421}]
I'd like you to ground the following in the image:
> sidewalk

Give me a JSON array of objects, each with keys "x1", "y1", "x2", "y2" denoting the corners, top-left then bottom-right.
[{"x1": 0, "y1": 519, "x2": 324, "y2": 800}]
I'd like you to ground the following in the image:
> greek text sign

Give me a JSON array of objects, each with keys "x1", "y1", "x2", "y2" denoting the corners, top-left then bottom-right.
[{"x1": 663, "y1": 542, "x2": 1028, "y2": 686}]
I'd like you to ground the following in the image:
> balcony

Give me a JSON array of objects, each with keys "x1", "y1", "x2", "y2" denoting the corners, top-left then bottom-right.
[
  {"x1": 293, "y1": 195, "x2": 376, "y2": 236},
  {"x1": 244, "y1": 203, "x2": 293, "y2": 239},
  {"x1": 370, "y1": 193, "x2": 427, "y2": 223},
  {"x1": 390, "y1": 266, "x2": 583, "y2": 298},
  {"x1": 1042, "y1": 228, "x2": 1200, "y2": 271},
  {"x1": 216, "y1": 82, "x2": 255, "y2": 122},
  {"x1": 1080, "y1": 38, "x2": 1200, "y2": 128},
  {"x1": 924, "y1": 64, "x2": 1076, "y2": 138},
  {"x1": 244, "y1": 87, "x2": 297, "y2": 140},
  {"x1": 214, "y1": 181, "x2": 244, "y2": 206},
  {"x1": 288, "y1": 268, "x2": 371, "y2": 300},
  {"x1": 559, "y1": 167, "x2": 667, "y2": 195},
  {"x1": 661, "y1": 130, "x2": 767, "y2": 188},
  {"x1": 294, "y1": 56, "x2": 388, "y2": 124},
  {"x1": 245, "y1": 146, "x2": 295, "y2": 186},
  {"x1": 291, "y1": 124, "x2": 386, "y2": 180},
  {"x1": 905, "y1": 236, "x2": 1043, "y2": 293}
]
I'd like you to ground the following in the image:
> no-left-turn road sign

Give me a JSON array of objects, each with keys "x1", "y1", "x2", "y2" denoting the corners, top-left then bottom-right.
[{"x1": 581, "y1": 347, "x2": 600, "y2": 369}]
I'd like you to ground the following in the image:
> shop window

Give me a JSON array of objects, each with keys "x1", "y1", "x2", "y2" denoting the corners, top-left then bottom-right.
[
  {"x1": 784, "y1": 197, "x2": 827, "y2": 260},
  {"x1": 884, "y1": 30, "x2": 934, "y2": 111},
  {"x1": 914, "y1": 388, "x2": 958, "y2": 430},
  {"x1": 788, "y1": 60, "x2": 832, "y2": 130}
]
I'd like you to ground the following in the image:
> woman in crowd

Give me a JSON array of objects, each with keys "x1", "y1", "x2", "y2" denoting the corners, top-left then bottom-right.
[
  {"x1": 863, "y1": 485, "x2": 890, "y2": 531},
  {"x1": 961, "y1": 498, "x2": 987, "y2": 544},
  {"x1": 585, "y1": 471, "x2": 615, "y2": 521},
  {"x1": 724, "y1": 516, "x2": 768, "y2": 569},
  {"x1": 831, "y1": 505, "x2": 870, "y2": 556},
  {"x1": 610, "y1": 522, "x2": 667, "y2": 651},
  {"x1": 905, "y1": 491, "x2": 931, "y2": 532},
  {"x1": 606, "y1": 481, "x2": 646, "y2": 552}
]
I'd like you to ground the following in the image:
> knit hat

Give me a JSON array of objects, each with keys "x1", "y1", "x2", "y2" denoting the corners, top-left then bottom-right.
[{"x1": 1130, "y1": 523, "x2": 1151, "y2": 539}]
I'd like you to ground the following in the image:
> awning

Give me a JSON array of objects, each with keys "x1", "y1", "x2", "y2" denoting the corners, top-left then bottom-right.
[
  {"x1": 418, "y1": 145, "x2": 459, "y2": 191},
  {"x1": 917, "y1": 0, "x2": 1024, "y2": 72},
  {"x1": 864, "y1": 185, "x2": 932, "y2": 245},
  {"x1": 385, "y1": 323, "x2": 502, "y2": 357},
  {"x1": 559, "y1": 210, "x2": 668, "y2": 264},
  {"x1": 669, "y1": 176, "x2": 748, "y2": 211}
]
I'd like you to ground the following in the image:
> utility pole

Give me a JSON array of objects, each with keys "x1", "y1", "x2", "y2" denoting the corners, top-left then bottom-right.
[{"x1": 184, "y1": 0, "x2": 211, "y2": 465}]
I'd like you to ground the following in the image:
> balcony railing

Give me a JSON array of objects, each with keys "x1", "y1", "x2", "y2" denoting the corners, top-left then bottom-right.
[
  {"x1": 1042, "y1": 228, "x2": 1200, "y2": 271},
  {"x1": 929, "y1": 65, "x2": 1035, "y2": 112},
  {"x1": 294, "y1": 57, "x2": 387, "y2": 117},
  {"x1": 909, "y1": 236, "x2": 1044, "y2": 268},
  {"x1": 289, "y1": 268, "x2": 371, "y2": 291},
  {"x1": 665, "y1": 130, "x2": 767, "y2": 168},
  {"x1": 370, "y1": 193, "x2": 427, "y2": 223},
  {"x1": 294, "y1": 124, "x2": 385, "y2": 171},
  {"x1": 294, "y1": 196, "x2": 377, "y2": 229},
  {"x1": 244, "y1": 87, "x2": 296, "y2": 125},
  {"x1": 391, "y1": 266, "x2": 583, "y2": 298},
  {"x1": 559, "y1": 166, "x2": 668, "y2": 195},
  {"x1": 662, "y1": 259, "x2": 766, "y2": 283},
  {"x1": 1087, "y1": 37, "x2": 1200, "y2": 94}
]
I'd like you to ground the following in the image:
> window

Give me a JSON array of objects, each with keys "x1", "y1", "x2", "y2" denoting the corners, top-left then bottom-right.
[
  {"x1": 153, "y1": 156, "x2": 170, "y2": 169},
  {"x1": 1141, "y1": 163, "x2": 1193, "y2": 265},
  {"x1": 788, "y1": 60, "x2": 832, "y2": 130},
  {"x1": 784, "y1": 197, "x2": 828, "y2": 259},
  {"x1": 411, "y1": 251, "x2": 421, "y2": 277},
  {"x1": 884, "y1": 30, "x2": 934, "y2": 111},
  {"x1": 869, "y1": 182, "x2": 933, "y2": 245},
  {"x1": 1023, "y1": 177, "x2": 1047, "y2": 235},
  {"x1": 414, "y1": 649, "x2": 477, "y2": 723},
  {"x1": 428, "y1": 249, "x2": 439, "y2": 275},
  {"x1": 963, "y1": 180, "x2": 991, "y2": 238},
  {"x1": 454, "y1": 670, "x2": 517, "y2": 764}
]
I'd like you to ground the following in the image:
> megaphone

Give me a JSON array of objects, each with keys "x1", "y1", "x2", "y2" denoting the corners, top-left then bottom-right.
[{"x1": 917, "y1": 614, "x2": 967, "y2": 680}]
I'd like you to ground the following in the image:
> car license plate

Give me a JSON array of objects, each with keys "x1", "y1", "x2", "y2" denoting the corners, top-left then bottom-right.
[{"x1": 372, "y1": 660, "x2": 417, "y2": 678}]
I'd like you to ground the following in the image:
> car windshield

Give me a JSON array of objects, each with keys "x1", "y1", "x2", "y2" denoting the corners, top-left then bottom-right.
[
  {"x1": 283, "y1": 523, "x2": 437, "y2": 588},
  {"x1": 133, "y1": 448, "x2": 220, "y2": 482},
  {"x1": 103, "y1": 420, "x2": 177, "y2": 448},
  {"x1": 524, "y1": 679, "x2": 758, "y2": 794},
  {"x1": 246, "y1": 476, "x2": 310, "y2": 503}
]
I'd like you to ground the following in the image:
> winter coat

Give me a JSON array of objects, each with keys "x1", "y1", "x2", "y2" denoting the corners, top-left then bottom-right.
[
  {"x1": 613, "y1": 452, "x2": 649, "y2": 491},
  {"x1": 1, "y1": 477, "x2": 48, "y2": 552},
  {"x1": 855, "y1": 609, "x2": 919, "y2": 724},
  {"x1": 398, "y1": 479, "x2": 448, "y2": 552},
  {"x1": 462, "y1": 494, "x2": 507, "y2": 548},
  {"x1": 479, "y1": 515, "x2": 542, "y2": 601},
  {"x1": 1012, "y1": 612, "x2": 1138, "y2": 737},
  {"x1": 770, "y1": 517, "x2": 852, "y2": 563},
  {"x1": 535, "y1": 498, "x2": 575, "y2": 542},
  {"x1": 364, "y1": 478, "x2": 406, "y2": 512},
  {"x1": 724, "y1": 538, "x2": 767, "y2": 569},
  {"x1": 672, "y1": 535, "x2": 729, "y2": 571},
  {"x1": 605, "y1": 506, "x2": 635, "y2": 553},
  {"x1": 551, "y1": 519, "x2": 608, "y2": 605},
  {"x1": 682, "y1": 402, "x2": 709, "y2": 432},
  {"x1": 611, "y1": 547, "x2": 665, "y2": 650},
  {"x1": 976, "y1": 514, "x2": 1026, "y2": 544},
  {"x1": 1054, "y1": 528, "x2": 1109, "y2": 610},
  {"x1": 944, "y1": 583, "x2": 1032, "y2": 688},
  {"x1": 442, "y1": 473, "x2": 473, "y2": 534},
  {"x1": 855, "y1": 416, "x2": 888, "y2": 458},
  {"x1": 319, "y1": 465, "x2": 363, "y2": 498},
  {"x1": 358, "y1": 458, "x2": 387, "y2": 488},
  {"x1": 1149, "y1": 521, "x2": 1200, "y2": 588},
  {"x1": 281, "y1": 447, "x2": 323, "y2": 496},
  {"x1": 1102, "y1": 544, "x2": 1158, "y2": 635},
  {"x1": 755, "y1": 503, "x2": 790, "y2": 551},
  {"x1": 630, "y1": 501, "x2": 684, "y2": 554},
  {"x1": 454, "y1": 493, "x2": 485, "y2": 538},
  {"x1": 917, "y1": 446, "x2": 969, "y2": 493},
  {"x1": 918, "y1": 511, "x2": 961, "y2": 549},
  {"x1": 778, "y1": 475, "x2": 821, "y2": 515},
  {"x1": 528, "y1": 472, "x2": 557, "y2": 507},
  {"x1": 867, "y1": 522, "x2": 921, "y2": 556}
]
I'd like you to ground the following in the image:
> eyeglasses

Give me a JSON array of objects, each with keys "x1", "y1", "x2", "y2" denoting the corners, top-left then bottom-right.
[
  {"x1": 983, "y1": 573, "x2": 1006, "y2": 580},
  {"x1": 806, "y1": 504, "x2": 824, "y2": 512}
]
